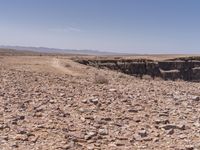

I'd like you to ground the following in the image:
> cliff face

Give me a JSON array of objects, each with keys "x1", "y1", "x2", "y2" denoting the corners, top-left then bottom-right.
[{"x1": 77, "y1": 58, "x2": 200, "y2": 81}]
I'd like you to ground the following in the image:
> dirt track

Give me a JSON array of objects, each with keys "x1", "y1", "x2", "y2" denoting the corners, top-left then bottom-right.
[
  {"x1": 1, "y1": 56, "x2": 200, "y2": 150},
  {"x1": 51, "y1": 58, "x2": 82, "y2": 76}
]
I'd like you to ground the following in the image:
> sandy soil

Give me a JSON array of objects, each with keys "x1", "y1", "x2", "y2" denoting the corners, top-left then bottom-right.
[{"x1": 0, "y1": 56, "x2": 200, "y2": 150}]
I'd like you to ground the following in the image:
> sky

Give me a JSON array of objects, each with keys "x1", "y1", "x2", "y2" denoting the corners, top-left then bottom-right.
[{"x1": 0, "y1": 0, "x2": 200, "y2": 54}]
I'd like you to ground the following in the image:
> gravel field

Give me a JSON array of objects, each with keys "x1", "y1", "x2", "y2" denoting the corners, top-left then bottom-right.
[{"x1": 0, "y1": 56, "x2": 200, "y2": 150}]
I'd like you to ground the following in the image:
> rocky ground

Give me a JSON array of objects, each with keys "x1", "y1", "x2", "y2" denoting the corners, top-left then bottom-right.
[{"x1": 0, "y1": 56, "x2": 200, "y2": 150}]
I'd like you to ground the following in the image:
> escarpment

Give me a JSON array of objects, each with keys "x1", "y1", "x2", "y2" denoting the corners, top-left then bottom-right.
[{"x1": 77, "y1": 57, "x2": 200, "y2": 81}]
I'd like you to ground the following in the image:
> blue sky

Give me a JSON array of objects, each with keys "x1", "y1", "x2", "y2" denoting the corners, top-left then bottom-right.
[{"x1": 0, "y1": 0, "x2": 200, "y2": 54}]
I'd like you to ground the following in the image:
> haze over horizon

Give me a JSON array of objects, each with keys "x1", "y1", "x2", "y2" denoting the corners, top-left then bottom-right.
[{"x1": 0, "y1": 0, "x2": 200, "y2": 54}]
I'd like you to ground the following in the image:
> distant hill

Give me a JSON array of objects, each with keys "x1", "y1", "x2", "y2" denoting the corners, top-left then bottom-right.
[
  {"x1": 0, "y1": 45, "x2": 123, "y2": 55},
  {"x1": 0, "y1": 48, "x2": 43, "y2": 56}
]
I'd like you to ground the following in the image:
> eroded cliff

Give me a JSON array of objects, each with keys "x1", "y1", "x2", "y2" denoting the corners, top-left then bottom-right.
[{"x1": 77, "y1": 57, "x2": 200, "y2": 81}]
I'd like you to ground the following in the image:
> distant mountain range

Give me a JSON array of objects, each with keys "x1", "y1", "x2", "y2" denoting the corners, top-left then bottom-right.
[{"x1": 0, "y1": 45, "x2": 125, "y2": 55}]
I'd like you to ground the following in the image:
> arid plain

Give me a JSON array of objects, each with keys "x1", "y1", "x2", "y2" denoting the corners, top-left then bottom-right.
[{"x1": 1, "y1": 51, "x2": 200, "y2": 150}]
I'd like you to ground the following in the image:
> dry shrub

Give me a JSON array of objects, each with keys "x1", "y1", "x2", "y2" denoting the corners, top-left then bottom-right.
[
  {"x1": 142, "y1": 75, "x2": 152, "y2": 80},
  {"x1": 64, "y1": 63, "x2": 71, "y2": 68},
  {"x1": 94, "y1": 73, "x2": 109, "y2": 84},
  {"x1": 118, "y1": 74, "x2": 126, "y2": 78},
  {"x1": 86, "y1": 66, "x2": 90, "y2": 70},
  {"x1": 154, "y1": 77, "x2": 163, "y2": 81}
]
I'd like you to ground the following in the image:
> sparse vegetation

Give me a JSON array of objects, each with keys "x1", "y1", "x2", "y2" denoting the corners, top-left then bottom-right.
[
  {"x1": 118, "y1": 73, "x2": 127, "y2": 78},
  {"x1": 94, "y1": 73, "x2": 109, "y2": 84},
  {"x1": 64, "y1": 63, "x2": 71, "y2": 68},
  {"x1": 1, "y1": 55, "x2": 200, "y2": 150}
]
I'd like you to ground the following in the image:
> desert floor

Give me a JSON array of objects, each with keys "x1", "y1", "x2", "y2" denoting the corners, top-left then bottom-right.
[{"x1": 0, "y1": 56, "x2": 200, "y2": 150}]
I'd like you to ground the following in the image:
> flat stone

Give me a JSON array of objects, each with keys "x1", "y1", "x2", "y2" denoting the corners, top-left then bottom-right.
[
  {"x1": 116, "y1": 142, "x2": 125, "y2": 146},
  {"x1": 154, "y1": 119, "x2": 170, "y2": 124},
  {"x1": 81, "y1": 99, "x2": 88, "y2": 103},
  {"x1": 109, "y1": 89, "x2": 117, "y2": 92},
  {"x1": 0, "y1": 124, "x2": 4, "y2": 130},
  {"x1": 15, "y1": 134, "x2": 28, "y2": 141},
  {"x1": 87, "y1": 144, "x2": 95, "y2": 150},
  {"x1": 79, "y1": 108, "x2": 90, "y2": 113},
  {"x1": 98, "y1": 128, "x2": 108, "y2": 135},
  {"x1": 128, "y1": 109, "x2": 138, "y2": 113},
  {"x1": 85, "y1": 131, "x2": 97, "y2": 140},
  {"x1": 89, "y1": 98, "x2": 99, "y2": 105},
  {"x1": 161, "y1": 124, "x2": 185, "y2": 130},
  {"x1": 191, "y1": 96, "x2": 200, "y2": 101},
  {"x1": 116, "y1": 136, "x2": 128, "y2": 140},
  {"x1": 166, "y1": 129, "x2": 174, "y2": 135},
  {"x1": 101, "y1": 117, "x2": 112, "y2": 121},
  {"x1": 138, "y1": 130, "x2": 148, "y2": 137},
  {"x1": 185, "y1": 145, "x2": 194, "y2": 150}
]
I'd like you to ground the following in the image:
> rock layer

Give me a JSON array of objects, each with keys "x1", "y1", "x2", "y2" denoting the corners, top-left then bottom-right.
[{"x1": 77, "y1": 57, "x2": 200, "y2": 81}]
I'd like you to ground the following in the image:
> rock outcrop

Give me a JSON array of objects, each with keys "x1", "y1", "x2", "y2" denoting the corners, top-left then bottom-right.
[{"x1": 77, "y1": 57, "x2": 200, "y2": 81}]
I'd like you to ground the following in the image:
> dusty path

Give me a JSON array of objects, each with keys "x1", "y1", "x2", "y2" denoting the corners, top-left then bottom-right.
[{"x1": 51, "y1": 58, "x2": 81, "y2": 76}]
